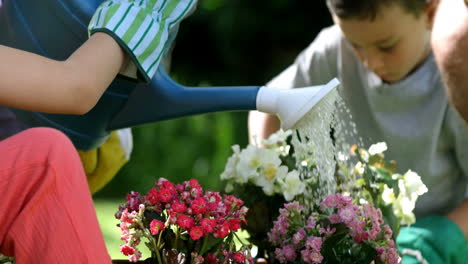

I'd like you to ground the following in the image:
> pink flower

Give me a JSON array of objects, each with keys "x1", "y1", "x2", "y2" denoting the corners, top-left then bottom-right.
[
  {"x1": 282, "y1": 244, "x2": 297, "y2": 261},
  {"x1": 338, "y1": 206, "x2": 356, "y2": 224},
  {"x1": 177, "y1": 214, "x2": 195, "y2": 229},
  {"x1": 382, "y1": 225, "x2": 393, "y2": 240},
  {"x1": 189, "y1": 226, "x2": 204, "y2": 240},
  {"x1": 149, "y1": 219, "x2": 165, "y2": 235},
  {"x1": 293, "y1": 229, "x2": 306, "y2": 245},
  {"x1": 305, "y1": 237, "x2": 322, "y2": 251}
]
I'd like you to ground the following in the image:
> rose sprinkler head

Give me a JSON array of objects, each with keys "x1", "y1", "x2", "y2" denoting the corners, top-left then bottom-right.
[{"x1": 256, "y1": 78, "x2": 340, "y2": 130}]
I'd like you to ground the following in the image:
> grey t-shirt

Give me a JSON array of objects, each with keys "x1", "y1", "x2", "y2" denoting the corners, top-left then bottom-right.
[{"x1": 268, "y1": 25, "x2": 468, "y2": 217}]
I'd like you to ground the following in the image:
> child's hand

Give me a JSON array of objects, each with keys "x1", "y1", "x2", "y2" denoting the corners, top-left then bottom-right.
[{"x1": 88, "y1": 0, "x2": 197, "y2": 83}]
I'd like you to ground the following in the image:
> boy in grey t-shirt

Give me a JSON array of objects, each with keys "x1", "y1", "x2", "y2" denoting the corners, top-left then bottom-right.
[{"x1": 249, "y1": 0, "x2": 468, "y2": 262}]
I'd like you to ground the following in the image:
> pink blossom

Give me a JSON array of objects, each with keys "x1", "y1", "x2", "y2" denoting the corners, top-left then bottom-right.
[
  {"x1": 386, "y1": 248, "x2": 401, "y2": 264},
  {"x1": 338, "y1": 206, "x2": 356, "y2": 224},
  {"x1": 305, "y1": 236, "x2": 322, "y2": 251},
  {"x1": 306, "y1": 215, "x2": 316, "y2": 229},
  {"x1": 282, "y1": 244, "x2": 297, "y2": 261},
  {"x1": 128, "y1": 249, "x2": 142, "y2": 262},
  {"x1": 275, "y1": 248, "x2": 286, "y2": 263},
  {"x1": 319, "y1": 226, "x2": 336, "y2": 237},
  {"x1": 293, "y1": 229, "x2": 306, "y2": 245},
  {"x1": 149, "y1": 219, "x2": 165, "y2": 235},
  {"x1": 382, "y1": 225, "x2": 393, "y2": 240}
]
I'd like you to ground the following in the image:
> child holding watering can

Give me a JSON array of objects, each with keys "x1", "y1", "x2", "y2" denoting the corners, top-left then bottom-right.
[
  {"x1": 249, "y1": 0, "x2": 468, "y2": 263},
  {"x1": 0, "y1": 0, "x2": 196, "y2": 262}
]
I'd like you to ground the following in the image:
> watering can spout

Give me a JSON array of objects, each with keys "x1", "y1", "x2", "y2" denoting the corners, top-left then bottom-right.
[{"x1": 256, "y1": 78, "x2": 340, "y2": 130}]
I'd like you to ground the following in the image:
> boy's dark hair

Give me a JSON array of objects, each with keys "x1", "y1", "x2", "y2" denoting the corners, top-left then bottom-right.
[{"x1": 326, "y1": 0, "x2": 428, "y2": 20}]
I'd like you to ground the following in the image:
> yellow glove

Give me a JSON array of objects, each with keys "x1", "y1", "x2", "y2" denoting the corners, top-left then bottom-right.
[{"x1": 78, "y1": 128, "x2": 133, "y2": 194}]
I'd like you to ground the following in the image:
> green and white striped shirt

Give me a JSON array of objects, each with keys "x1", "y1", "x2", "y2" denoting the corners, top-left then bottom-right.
[{"x1": 88, "y1": 0, "x2": 197, "y2": 83}]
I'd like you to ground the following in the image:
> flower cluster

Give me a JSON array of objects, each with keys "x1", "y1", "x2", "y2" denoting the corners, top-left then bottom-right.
[
  {"x1": 221, "y1": 129, "x2": 304, "y2": 202},
  {"x1": 220, "y1": 130, "x2": 428, "y2": 263},
  {"x1": 116, "y1": 178, "x2": 252, "y2": 264},
  {"x1": 345, "y1": 143, "x2": 428, "y2": 226},
  {"x1": 268, "y1": 196, "x2": 400, "y2": 264}
]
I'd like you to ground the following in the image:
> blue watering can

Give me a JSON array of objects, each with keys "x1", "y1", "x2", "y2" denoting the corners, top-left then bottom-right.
[{"x1": 0, "y1": 0, "x2": 339, "y2": 150}]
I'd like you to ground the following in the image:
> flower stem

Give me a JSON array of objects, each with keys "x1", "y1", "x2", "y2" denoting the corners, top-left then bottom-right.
[{"x1": 199, "y1": 235, "x2": 208, "y2": 255}]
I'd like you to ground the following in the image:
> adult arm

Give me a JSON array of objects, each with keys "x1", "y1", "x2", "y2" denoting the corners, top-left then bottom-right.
[
  {"x1": 0, "y1": 33, "x2": 127, "y2": 115},
  {"x1": 432, "y1": 0, "x2": 468, "y2": 122}
]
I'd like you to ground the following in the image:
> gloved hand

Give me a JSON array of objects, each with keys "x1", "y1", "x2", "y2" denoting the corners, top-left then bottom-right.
[
  {"x1": 78, "y1": 128, "x2": 133, "y2": 194},
  {"x1": 88, "y1": 0, "x2": 197, "y2": 82},
  {"x1": 396, "y1": 216, "x2": 468, "y2": 264}
]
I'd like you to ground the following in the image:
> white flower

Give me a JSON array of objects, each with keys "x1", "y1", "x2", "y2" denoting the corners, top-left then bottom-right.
[
  {"x1": 393, "y1": 196, "x2": 416, "y2": 225},
  {"x1": 402, "y1": 170, "x2": 428, "y2": 199},
  {"x1": 354, "y1": 162, "x2": 365, "y2": 175},
  {"x1": 368, "y1": 142, "x2": 388, "y2": 155},
  {"x1": 382, "y1": 185, "x2": 395, "y2": 205},
  {"x1": 220, "y1": 145, "x2": 241, "y2": 181},
  {"x1": 236, "y1": 145, "x2": 263, "y2": 183},
  {"x1": 278, "y1": 170, "x2": 305, "y2": 201},
  {"x1": 261, "y1": 129, "x2": 292, "y2": 147},
  {"x1": 258, "y1": 165, "x2": 289, "y2": 195}
]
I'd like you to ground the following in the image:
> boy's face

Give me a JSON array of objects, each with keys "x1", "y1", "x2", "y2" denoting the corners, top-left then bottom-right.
[{"x1": 333, "y1": 3, "x2": 434, "y2": 83}]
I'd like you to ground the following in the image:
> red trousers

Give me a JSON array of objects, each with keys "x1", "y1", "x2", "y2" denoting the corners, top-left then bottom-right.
[{"x1": 0, "y1": 128, "x2": 111, "y2": 263}]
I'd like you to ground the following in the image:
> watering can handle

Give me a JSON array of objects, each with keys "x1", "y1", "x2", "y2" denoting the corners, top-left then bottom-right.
[{"x1": 108, "y1": 67, "x2": 262, "y2": 129}]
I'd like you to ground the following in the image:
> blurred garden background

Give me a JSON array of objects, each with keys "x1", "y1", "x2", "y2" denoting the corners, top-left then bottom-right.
[{"x1": 93, "y1": 0, "x2": 333, "y2": 258}]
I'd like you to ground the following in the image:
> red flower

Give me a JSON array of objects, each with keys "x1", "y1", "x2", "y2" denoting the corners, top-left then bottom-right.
[
  {"x1": 120, "y1": 244, "x2": 135, "y2": 256},
  {"x1": 172, "y1": 202, "x2": 188, "y2": 213},
  {"x1": 214, "y1": 221, "x2": 230, "y2": 238},
  {"x1": 201, "y1": 218, "x2": 217, "y2": 233},
  {"x1": 233, "y1": 252, "x2": 246, "y2": 263},
  {"x1": 146, "y1": 188, "x2": 159, "y2": 204},
  {"x1": 205, "y1": 253, "x2": 218, "y2": 264},
  {"x1": 177, "y1": 214, "x2": 195, "y2": 229},
  {"x1": 189, "y1": 226, "x2": 204, "y2": 240},
  {"x1": 189, "y1": 179, "x2": 201, "y2": 189},
  {"x1": 150, "y1": 219, "x2": 165, "y2": 235},
  {"x1": 228, "y1": 219, "x2": 242, "y2": 232},
  {"x1": 191, "y1": 197, "x2": 208, "y2": 214},
  {"x1": 158, "y1": 188, "x2": 174, "y2": 203}
]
